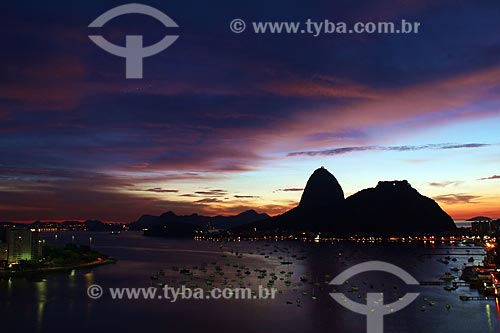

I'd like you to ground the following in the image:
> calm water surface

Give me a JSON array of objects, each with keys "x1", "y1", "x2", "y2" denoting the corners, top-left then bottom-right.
[{"x1": 0, "y1": 231, "x2": 498, "y2": 333}]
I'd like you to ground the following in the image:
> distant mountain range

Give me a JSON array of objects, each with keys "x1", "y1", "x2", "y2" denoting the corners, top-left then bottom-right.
[
  {"x1": 128, "y1": 210, "x2": 269, "y2": 234},
  {"x1": 237, "y1": 167, "x2": 457, "y2": 235}
]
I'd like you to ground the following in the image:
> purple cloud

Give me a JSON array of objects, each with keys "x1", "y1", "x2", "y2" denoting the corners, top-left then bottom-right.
[
  {"x1": 433, "y1": 194, "x2": 481, "y2": 204},
  {"x1": 288, "y1": 143, "x2": 490, "y2": 157},
  {"x1": 428, "y1": 181, "x2": 463, "y2": 187},
  {"x1": 478, "y1": 175, "x2": 500, "y2": 181}
]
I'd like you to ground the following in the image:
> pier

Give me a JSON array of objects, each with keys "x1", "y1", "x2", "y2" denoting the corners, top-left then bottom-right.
[
  {"x1": 420, "y1": 253, "x2": 485, "y2": 256},
  {"x1": 459, "y1": 295, "x2": 495, "y2": 301},
  {"x1": 419, "y1": 281, "x2": 470, "y2": 286}
]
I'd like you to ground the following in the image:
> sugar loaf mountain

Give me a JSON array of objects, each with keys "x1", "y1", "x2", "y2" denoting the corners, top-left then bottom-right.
[
  {"x1": 239, "y1": 167, "x2": 456, "y2": 235},
  {"x1": 130, "y1": 167, "x2": 456, "y2": 237}
]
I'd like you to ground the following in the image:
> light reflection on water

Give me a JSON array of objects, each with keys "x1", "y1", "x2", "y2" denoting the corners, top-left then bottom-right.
[
  {"x1": 0, "y1": 231, "x2": 498, "y2": 333},
  {"x1": 35, "y1": 280, "x2": 46, "y2": 332}
]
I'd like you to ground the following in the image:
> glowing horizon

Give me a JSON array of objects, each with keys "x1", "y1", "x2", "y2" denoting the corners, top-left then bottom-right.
[{"x1": 1, "y1": 1, "x2": 499, "y2": 223}]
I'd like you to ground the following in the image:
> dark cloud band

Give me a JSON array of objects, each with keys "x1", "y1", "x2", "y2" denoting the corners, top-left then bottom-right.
[{"x1": 288, "y1": 143, "x2": 490, "y2": 157}]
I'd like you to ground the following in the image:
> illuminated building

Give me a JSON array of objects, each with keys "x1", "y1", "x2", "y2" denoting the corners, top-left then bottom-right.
[
  {"x1": 472, "y1": 220, "x2": 500, "y2": 236},
  {"x1": 6, "y1": 228, "x2": 41, "y2": 264},
  {"x1": 0, "y1": 242, "x2": 7, "y2": 268}
]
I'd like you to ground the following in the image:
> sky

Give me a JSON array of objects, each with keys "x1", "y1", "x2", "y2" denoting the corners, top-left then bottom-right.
[{"x1": 0, "y1": 0, "x2": 499, "y2": 222}]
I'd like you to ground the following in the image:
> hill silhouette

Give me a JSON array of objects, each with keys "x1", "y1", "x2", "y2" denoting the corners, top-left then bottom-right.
[
  {"x1": 238, "y1": 167, "x2": 456, "y2": 234},
  {"x1": 466, "y1": 216, "x2": 492, "y2": 221},
  {"x1": 299, "y1": 166, "x2": 344, "y2": 213},
  {"x1": 344, "y1": 180, "x2": 456, "y2": 233},
  {"x1": 129, "y1": 209, "x2": 269, "y2": 232},
  {"x1": 243, "y1": 167, "x2": 346, "y2": 231}
]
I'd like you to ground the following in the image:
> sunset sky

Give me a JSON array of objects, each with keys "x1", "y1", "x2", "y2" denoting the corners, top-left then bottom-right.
[{"x1": 1, "y1": 0, "x2": 499, "y2": 222}]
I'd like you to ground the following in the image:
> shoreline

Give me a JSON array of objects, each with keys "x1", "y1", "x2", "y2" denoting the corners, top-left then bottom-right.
[{"x1": 0, "y1": 258, "x2": 117, "y2": 278}]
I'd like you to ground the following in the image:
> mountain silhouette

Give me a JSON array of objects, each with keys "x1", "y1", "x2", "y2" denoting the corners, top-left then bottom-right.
[
  {"x1": 344, "y1": 181, "x2": 456, "y2": 233},
  {"x1": 299, "y1": 166, "x2": 344, "y2": 212},
  {"x1": 129, "y1": 209, "x2": 269, "y2": 231},
  {"x1": 238, "y1": 167, "x2": 456, "y2": 234},
  {"x1": 466, "y1": 216, "x2": 492, "y2": 221}
]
